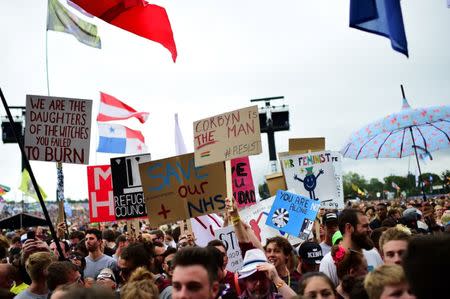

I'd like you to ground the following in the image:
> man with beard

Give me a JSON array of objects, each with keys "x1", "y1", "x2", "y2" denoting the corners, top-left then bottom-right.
[
  {"x1": 319, "y1": 208, "x2": 383, "y2": 286},
  {"x1": 83, "y1": 229, "x2": 117, "y2": 280}
]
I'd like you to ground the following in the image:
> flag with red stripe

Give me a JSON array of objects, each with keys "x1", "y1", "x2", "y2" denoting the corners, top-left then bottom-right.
[{"x1": 97, "y1": 92, "x2": 149, "y2": 123}]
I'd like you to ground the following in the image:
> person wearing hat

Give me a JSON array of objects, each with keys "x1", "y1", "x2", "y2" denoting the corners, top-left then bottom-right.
[
  {"x1": 238, "y1": 248, "x2": 296, "y2": 299},
  {"x1": 320, "y1": 212, "x2": 339, "y2": 256},
  {"x1": 297, "y1": 241, "x2": 323, "y2": 275},
  {"x1": 97, "y1": 268, "x2": 117, "y2": 290},
  {"x1": 332, "y1": 231, "x2": 343, "y2": 246}
]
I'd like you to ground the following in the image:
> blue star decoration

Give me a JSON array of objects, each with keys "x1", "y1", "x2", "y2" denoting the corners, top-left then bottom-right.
[{"x1": 109, "y1": 126, "x2": 115, "y2": 134}]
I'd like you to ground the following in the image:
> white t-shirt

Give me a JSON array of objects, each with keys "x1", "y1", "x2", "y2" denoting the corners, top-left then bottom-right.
[
  {"x1": 319, "y1": 248, "x2": 383, "y2": 286},
  {"x1": 14, "y1": 289, "x2": 48, "y2": 299},
  {"x1": 320, "y1": 242, "x2": 332, "y2": 256}
]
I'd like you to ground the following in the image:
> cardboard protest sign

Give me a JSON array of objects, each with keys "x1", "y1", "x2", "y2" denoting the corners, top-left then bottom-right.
[
  {"x1": 280, "y1": 150, "x2": 344, "y2": 209},
  {"x1": 266, "y1": 190, "x2": 319, "y2": 241},
  {"x1": 193, "y1": 106, "x2": 262, "y2": 167},
  {"x1": 139, "y1": 153, "x2": 227, "y2": 226},
  {"x1": 87, "y1": 165, "x2": 116, "y2": 223},
  {"x1": 25, "y1": 95, "x2": 92, "y2": 164},
  {"x1": 216, "y1": 226, "x2": 243, "y2": 273},
  {"x1": 231, "y1": 157, "x2": 256, "y2": 207},
  {"x1": 111, "y1": 154, "x2": 151, "y2": 220},
  {"x1": 239, "y1": 193, "x2": 302, "y2": 245},
  {"x1": 265, "y1": 172, "x2": 287, "y2": 197},
  {"x1": 289, "y1": 137, "x2": 325, "y2": 152}
]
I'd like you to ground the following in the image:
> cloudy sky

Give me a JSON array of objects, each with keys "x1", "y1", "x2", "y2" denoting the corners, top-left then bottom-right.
[{"x1": 0, "y1": 0, "x2": 449, "y2": 201}]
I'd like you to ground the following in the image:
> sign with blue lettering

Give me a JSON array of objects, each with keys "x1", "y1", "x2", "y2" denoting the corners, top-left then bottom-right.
[
  {"x1": 111, "y1": 153, "x2": 151, "y2": 220},
  {"x1": 265, "y1": 190, "x2": 319, "y2": 240},
  {"x1": 139, "y1": 153, "x2": 226, "y2": 226}
]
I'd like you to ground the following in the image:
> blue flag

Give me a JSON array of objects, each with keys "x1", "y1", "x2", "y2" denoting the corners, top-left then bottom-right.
[{"x1": 350, "y1": 0, "x2": 408, "y2": 57}]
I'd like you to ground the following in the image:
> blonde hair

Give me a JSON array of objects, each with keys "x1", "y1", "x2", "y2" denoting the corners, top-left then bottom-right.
[
  {"x1": 364, "y1": 265, "x2": 407, "y2": 299},
  {"x1": 121, "y1": 267, "x2": 159, "y2": 299},
  {"x1": 379, "y1": 227, "x2": 410, "y2": 255},
  {"x1": 25, "y1": 252, "x2": 55, "y2": 281}
]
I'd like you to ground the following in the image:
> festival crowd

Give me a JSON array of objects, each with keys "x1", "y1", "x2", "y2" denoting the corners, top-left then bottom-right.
[{"x1": 0, "y1": 196, "x2": 449, "y2": 299}]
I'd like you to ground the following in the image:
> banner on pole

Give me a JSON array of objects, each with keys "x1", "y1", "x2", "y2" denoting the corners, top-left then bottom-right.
[
  {"x1": 139, "y1": 153, "x2": 226, "y2": 227},
  {"x1": 231, "y1": 156, "x2": 256, "y2": 208},
  {"x1": 265, "y1": 190, "x2": 319, "y2": 241},
  {"x1": 280, "y1": 150, "x2": 344, "y2": 209},
  {"x1": 193, "y1": 105, "x2": 262, "y2": 167},
  {"x1": 111, "y1": 153, "x2": 151, "y2": 220},
  {"x1": 25, "y1": 95, "x2": 92, "y2": 164},
  {"x1": 87, "y1": 165, "x2": 116, "y2": 223}
]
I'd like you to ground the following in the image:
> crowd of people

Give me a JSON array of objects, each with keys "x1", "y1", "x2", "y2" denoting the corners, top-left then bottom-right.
[{"x1": 0, "y1": 195, "x2": 449, "y2": 299}]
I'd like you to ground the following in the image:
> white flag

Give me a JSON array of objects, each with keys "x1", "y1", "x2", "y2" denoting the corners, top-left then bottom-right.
[{"x1": 174, "y1": 113, "x2": 187, "y2": 155}]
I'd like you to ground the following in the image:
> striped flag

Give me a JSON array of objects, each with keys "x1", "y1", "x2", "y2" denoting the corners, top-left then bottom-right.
[
  {"x1": 97, "y1": 123, "x2": 147, "y2": 154},
  {"x1": 97, "y1": 92, "x2": 149, "y2": 124},
  {"x1": 47, "y1": 0, "x2": 101, "y2": 48}
]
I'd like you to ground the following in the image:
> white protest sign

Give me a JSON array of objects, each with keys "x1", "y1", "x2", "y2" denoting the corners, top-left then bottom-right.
[
  {"x1": 216, "y1": 226, "x2": 243, "y2": 273},
  {"x1": 280, "y1": 151, "x2": 344, "y2": 209},
  {"x1": 239, "y1": 192, "x2": 302, "y2": 246},
  {"x1": 25, "y1": 95, "x2": 92, "y2": 164},
  {"x1": 193, "y1": 105, "x2": 262, "y2": 167},
  {"x1": 191, "y1": 214, "x2": 224, "y2": 247}
]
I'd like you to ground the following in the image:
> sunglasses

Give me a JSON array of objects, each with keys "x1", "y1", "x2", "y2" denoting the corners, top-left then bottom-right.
[
  {"x1": 177, "y1": 242, "x2": 189, "y2": 248},
  {"x1": 69, "y1": 255, "x2": 82, "y2": 261}
]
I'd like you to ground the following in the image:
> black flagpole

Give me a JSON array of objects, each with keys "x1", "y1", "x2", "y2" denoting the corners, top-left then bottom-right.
[
  {"x1": 401, "y1": 85, "x2": 427, "y2": 201},
  {"x1": 0, "y1": 87, "x2": 65, "y2": 259}
]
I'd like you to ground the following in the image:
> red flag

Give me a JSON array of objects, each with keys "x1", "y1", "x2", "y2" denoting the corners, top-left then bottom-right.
[{"x1": 70, "y1": 0, "x2": 177, "y2": 62}]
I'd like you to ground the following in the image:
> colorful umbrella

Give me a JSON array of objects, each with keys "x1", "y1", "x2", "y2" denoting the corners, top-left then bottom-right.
[{"x1": 341, "y1": 87, "x2": 450, "y2": 200}]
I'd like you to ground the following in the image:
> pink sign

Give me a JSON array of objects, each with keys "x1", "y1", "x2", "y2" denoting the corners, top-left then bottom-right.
[
  {"x1": 231, "y1": 157, "x2": 256, "y2": 207},
  {"x1": 87, "y1": 165, "x2": 116, "y2": 223}
]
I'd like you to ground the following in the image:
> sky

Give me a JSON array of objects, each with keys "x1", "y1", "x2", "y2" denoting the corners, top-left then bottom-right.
[{"x1": 0, "y1": 0, "x2": 449, "y2": 202}]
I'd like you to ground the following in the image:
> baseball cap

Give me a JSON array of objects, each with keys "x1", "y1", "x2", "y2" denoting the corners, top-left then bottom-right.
[
  {"x1": 322, "y1": 213, "x2": 338, "y2": 225},
  {"x1": 97, "y1": 268, "x2": 116, "y2": 283},
  {"x1": 298, "y1": 241, "x2": 323, "y2": 265},
  {"x1": 332, "y1": 231, "x2": 343, "y2": 245}
]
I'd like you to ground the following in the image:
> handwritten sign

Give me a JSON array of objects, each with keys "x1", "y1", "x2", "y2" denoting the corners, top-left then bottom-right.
[
  {"x1": 139, "y1": 153, "x2": 227, "y2": 227},
  {"x1": 216, "y1": 226, "x2": 243, "y2": 273},
  {"x1": 231, "y1": 157, "x2": 256, "y2": 208},
  {"x1": 193, "y1": 106, "x2": 262, "y2": 167},
  {"x1": 24, "y1": 95, "x2": 92, "y2": 164},
  {"x1": 87, "y1": 165, "x2": 115, "y2": 222},
  {"x1": 239, "y1": 192, "x2": 302, "y2": 245},
  {"x1": 280, "y1": 151, "x2": 344, "y2": 209},
  {"x1": 191, "y1": 214, "x2": 224, "y2": 247},
  {"x1": 111, "y1": 153, "x2": 151, "y2": 220},
  {"x1": 266, "y1": 190, "x2": 319, "y2": 240}
]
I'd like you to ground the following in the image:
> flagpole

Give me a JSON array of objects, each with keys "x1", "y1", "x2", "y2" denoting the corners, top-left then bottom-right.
[
  {"x1": 0, "y1": 88, "x2": 65, "y2": 259},
  {"x1": 45, "y1": 21, "x2": 50, "y2": 96}
]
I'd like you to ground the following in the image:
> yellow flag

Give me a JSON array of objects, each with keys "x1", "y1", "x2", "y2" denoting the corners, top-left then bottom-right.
[
  {"x1": 19, "y1": 169, "x2": 47, "y2": 201},
  {"x1": 351, "y1": 183, "x2": 365, "y2": 196}
]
